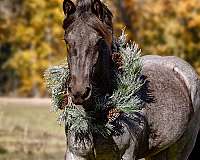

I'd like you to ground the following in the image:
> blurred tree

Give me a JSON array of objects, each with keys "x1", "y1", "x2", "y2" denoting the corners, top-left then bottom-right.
[
  {"x1": 0, "y1": 0, "x2": 66, "y2": 97},
  {"x1": 111, "y1": 0, "x2": 200, "y2": 73},
  {"x1": 0, "y1": 0, "x2": 22, "y2": 96},
  {"x1": 0, "y1": 0, "x2": 199, "y2": 97}
]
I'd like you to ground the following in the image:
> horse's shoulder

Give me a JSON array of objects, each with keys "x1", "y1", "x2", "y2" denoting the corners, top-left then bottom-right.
[
  {"x1": 142, "y1": 55, "x2": 200, "y2": 112},
  {"x1": 139, "y1": 55, "x2": 199, "y2": 152}
]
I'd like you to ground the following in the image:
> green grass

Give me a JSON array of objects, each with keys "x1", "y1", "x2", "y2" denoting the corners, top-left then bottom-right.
[{"x1": 0, "y1": 99, "x2": 66, "y2": 160}]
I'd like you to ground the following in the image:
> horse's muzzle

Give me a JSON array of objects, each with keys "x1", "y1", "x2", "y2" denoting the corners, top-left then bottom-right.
[{"x1": 68, "y1": 86, "x2": 92, "y2": 105}]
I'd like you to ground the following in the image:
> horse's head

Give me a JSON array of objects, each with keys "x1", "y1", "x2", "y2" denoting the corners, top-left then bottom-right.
[{"x1": 63, "y1": 0, "x2": 113, "y2": 105}]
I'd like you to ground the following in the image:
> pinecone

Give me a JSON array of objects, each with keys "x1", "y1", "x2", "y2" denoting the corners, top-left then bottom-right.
[
  {"x1": 59, "y1": 93, "x2": 69, "y2": 110},
  {"x1": 112, "y1": 52, "x2": 124, "y2": 72},
  {"x1": 107, "y1": 108, "x2": 121, "y2": 122}
]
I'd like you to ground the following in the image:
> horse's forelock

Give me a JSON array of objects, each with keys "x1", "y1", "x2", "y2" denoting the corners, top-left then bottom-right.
[
  {"x1": 76, "y1": 0, "x2": 113, "y2": 23},
  {"x1": 86, "y1": 15, "x2": 113, "y2": 45},
  {"x1": 63, "y1": 0, "x2": 113, "y2": 37},
  {"x1": 76, "y1": 0, "x2": 93, "y2": 13}
]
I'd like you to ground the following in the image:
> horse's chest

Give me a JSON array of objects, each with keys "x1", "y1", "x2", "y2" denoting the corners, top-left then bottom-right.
[
  {"x1": 93, "y1": 129, "x2": 132, "y2": 160},
  {"x1": 94, "y1": 142, "x2": 120, "y2": 160}
]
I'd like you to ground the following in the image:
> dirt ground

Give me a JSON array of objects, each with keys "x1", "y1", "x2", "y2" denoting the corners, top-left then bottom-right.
[{"x1": 0, "y1": 97, "x2": 51, "y2": 108}]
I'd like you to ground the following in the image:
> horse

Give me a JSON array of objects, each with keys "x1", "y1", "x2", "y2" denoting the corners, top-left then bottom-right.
[{"x1": 62, "y1": 0, "x2": 200, "y2": 159}]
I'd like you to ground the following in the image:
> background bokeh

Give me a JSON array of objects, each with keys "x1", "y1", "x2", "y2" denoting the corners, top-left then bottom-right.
[
  {"x1": 0, "y1": 0, "x2": 200, "y2": 97},
  {"x1": 0, "y1": 0, "x2": 199, "y2": 159}
]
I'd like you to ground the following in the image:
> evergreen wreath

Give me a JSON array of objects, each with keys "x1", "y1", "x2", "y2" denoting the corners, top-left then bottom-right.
[{"x1": 44, "y1": 30, "x2": 144, "y2": 137}]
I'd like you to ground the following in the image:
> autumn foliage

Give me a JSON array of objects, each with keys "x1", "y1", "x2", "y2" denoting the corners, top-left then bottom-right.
[
  {"x1": 0, "y1": 0, "x2": 200, "y2": 97},
  {"x1": 111, "y1": 0, "x2": 200, "y2": 70}
]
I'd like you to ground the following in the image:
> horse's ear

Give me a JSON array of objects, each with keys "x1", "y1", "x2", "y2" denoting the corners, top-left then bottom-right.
[
  {"x1": 92, "y1": 0, "x2": 113, "y2": 28},
  {"x1": 92, "y1": 0, "x2": 103, "y2": 20},
  {"x1": 63, "y1": 0, "x2": 76, "y2": 16},
  {"x1": 102, "y1": 4, "x2": 113, "y2": 28}
]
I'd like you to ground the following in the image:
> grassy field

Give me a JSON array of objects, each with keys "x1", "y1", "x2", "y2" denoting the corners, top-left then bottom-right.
[{"x1": 0, "y1": 98, "x2": 66, "y2": 160}]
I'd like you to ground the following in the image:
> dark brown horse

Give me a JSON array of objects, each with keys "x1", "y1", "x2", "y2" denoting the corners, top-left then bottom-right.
[{"x1": 62, "y1": 0, "x2": 200, "y2": 159}]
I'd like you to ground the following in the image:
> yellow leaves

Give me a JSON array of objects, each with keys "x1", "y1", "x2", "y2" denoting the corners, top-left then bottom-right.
[
  {"x1": 177, "y1": 0, "x2": 197, "y2": 15},
  {"x1": 6, "y1": 47, "x2": 53, "y2": 96},
  {"x1": 0, "y1": 0, "x2": 67, "y2": 96},
  {"x1": 196, "y1": 65, "x2": 200, "y2": 75},
  {"x1": 25, "y1": 0, "x2": 46, "y2": 10},
  {"x1": 7, "y1": 50, "x2": 33, "y2": 71},
  {"x1": 38, "y1": 42, "x2": 52, "y2": 56},
  {"x1": 110, "y1": 0, "x2": 200, "y2": 75},
  {"x1": 2, "y1": 0, "x2": 200, "y2": 96},
  {"x1": 188, "y1": 15, "x2": 200, "y2": 28},
  {"x1": 15, "y1": 24, "x2": 37, "y2": 47},
  {"x1": 31, "y1": 14, "x2": 46, "y2": 28}
]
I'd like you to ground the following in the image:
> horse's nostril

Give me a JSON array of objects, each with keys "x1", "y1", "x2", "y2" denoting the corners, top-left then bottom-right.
[{"x1": 82, "y1": 87, "x2": 91, "y2": 99}]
